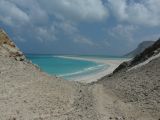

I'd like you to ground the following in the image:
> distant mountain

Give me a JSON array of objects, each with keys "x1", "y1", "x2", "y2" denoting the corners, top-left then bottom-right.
[
  {"x1": 114, "y1": 38, "x2": 160, "y2": 73},
  {"x1": 124, "y1": 41, "x2": 155, "y2": 57}
]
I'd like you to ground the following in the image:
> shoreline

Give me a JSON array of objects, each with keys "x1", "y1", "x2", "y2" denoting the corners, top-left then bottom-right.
[{"x1": 56, "y1": 56, "x2": 130, "y2": 83}]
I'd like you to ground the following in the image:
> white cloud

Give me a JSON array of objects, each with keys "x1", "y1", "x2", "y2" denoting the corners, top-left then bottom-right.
[
  {"x1": 0, "y1": 0, "x2": 107, "y2": 44},
  {"x1": 56, "y1": 22, "x2": 78, "y2": 35},
  {"x1": 55, "y1": 21, "x2": 95, "y2": 46},
  {"x1": 107, "y1": 24, "x2": 137, "y2": 42},
  {"x1": 108, "y1": 0, "x2": 160, "y2": 26},
  {"x1": 0, "y1": 0, "x2": 30, "y2": 26},
  {"x1": 38, "y1": 0, "x2": 108, "y2": 21},
  {"x1": 73, "y1": 35, "x2": 95, "y2": 46},
  {"x1": 1, "y1": 0, "x2": 107, "y2": 25},
  {"x1": 35, "y1": 26, "x2": 57, "y2": 42},
  {"x1": 7, "y1": 0, "x2": 49, "y2": 25}
]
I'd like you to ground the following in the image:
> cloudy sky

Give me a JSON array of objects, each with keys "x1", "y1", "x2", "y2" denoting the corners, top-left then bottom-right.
[{"x1": 0, "y1": 0, "x2": 160, "y2": 55}]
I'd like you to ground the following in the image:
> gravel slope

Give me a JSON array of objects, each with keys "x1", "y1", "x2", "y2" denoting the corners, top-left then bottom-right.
[{"x1": 98, "y1": 56, "x2": 160, "y2": 119}]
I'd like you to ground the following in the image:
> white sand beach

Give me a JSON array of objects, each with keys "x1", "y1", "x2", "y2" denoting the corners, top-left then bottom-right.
[{"x1": 57, "y1": 56, "x2": 130, "y2": 83}]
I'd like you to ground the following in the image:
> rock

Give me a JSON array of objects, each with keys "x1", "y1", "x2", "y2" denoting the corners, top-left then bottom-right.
[
  {"x1": 0, "y1": 29, "x2": 26, "y2": 61},
  {"x1": 109, "y1": 117, "x2": 113, "y2": 119},
  {"x1": 9, "y1": 117, "x2": 16, "y2": 120},
  {"x1": 113, "y1": 62, "x2": 129, "y2": 73}
]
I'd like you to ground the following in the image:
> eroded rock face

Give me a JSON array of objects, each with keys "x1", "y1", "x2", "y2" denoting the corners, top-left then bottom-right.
[
  {"x1": 0, "y1": 29, "x2": 25, "y2": 61},
  {"x1": 113, "y1": 61, "x2": 129, "y2": 74}
]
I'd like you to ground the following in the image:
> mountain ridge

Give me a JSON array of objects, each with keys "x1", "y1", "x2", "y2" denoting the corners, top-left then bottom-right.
[
  {"x1": 124, "y1": 41, "x2": 155, "y2": 57},
  {"x1": 114, "y1": 38, "x2": 160, "y2": 73}
]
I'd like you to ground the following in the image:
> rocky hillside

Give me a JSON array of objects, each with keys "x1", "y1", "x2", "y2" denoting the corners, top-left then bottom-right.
[
  {"x1": 0, "y1": 29, "x2": 25, "y2": 61},
  {"x1": 124, "y1": 41, "x2": 154, "y2": 57},
  {"x1": 130, "y1": 38, "x2": 160, "y2": 66},
  {"x1": 114, "y1": 38, "x2": 160, "y2": 73},
  {"x1": 0, "y1": 29, "x2": 100, "y2": 120},
  {"x1": 99, "y1": 38, "x2": 160, "y2": 119}
]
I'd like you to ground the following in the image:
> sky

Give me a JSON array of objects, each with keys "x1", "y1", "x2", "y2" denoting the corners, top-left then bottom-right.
[{"x1": 0, "y1": 0, "x2": 160, "y2": 56}]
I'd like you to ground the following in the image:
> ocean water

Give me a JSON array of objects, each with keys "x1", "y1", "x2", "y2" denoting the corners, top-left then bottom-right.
[{"x1": 26, "y1": 55, "x2": 109, "y2": 80}]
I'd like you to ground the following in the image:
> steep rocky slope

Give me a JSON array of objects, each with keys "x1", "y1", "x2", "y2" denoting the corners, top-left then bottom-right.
[{"x1": 0, "y1": 29, "x2": 25, "y2": 61}]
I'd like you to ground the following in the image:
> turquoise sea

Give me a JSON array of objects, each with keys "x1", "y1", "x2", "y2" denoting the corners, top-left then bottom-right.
[{"x1": 26, "y1": 55, "x2": 125, "y2": 80}]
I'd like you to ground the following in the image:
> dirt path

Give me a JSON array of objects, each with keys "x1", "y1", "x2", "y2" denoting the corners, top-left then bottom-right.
[{"x1": 90, "y1": 84, "x2": 154, "y2": 120}]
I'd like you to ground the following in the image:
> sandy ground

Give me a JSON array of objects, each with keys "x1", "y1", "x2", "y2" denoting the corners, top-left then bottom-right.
[{"x1": 56, "y1": 56, "x2": 130, "y2": 83}]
